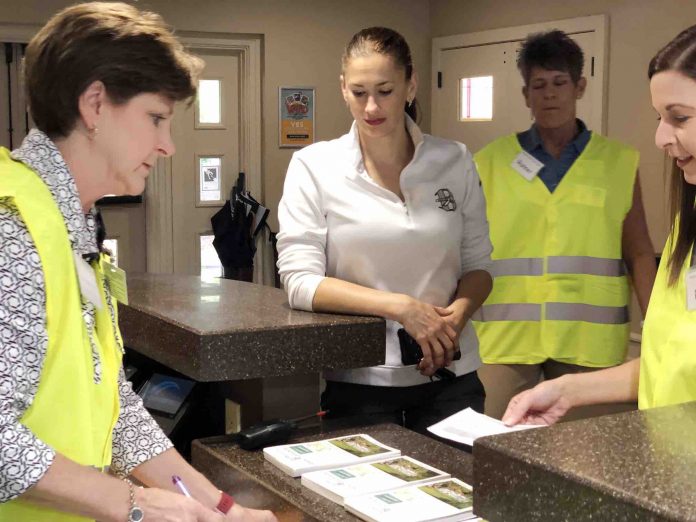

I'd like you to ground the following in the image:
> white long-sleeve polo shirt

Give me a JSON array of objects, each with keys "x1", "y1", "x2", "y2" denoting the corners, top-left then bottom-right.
[{"x1": 276, "y1": 118, "x2": 493, "y2": 386}]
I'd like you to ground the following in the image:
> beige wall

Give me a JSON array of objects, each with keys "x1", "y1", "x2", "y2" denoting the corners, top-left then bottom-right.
[
  {"x1": 1, "y1": 0, "x2": 431, "y2": 232},
  {"x1": 5, "y1": 0, "x2": 684, "y2": 247},
  {"x1": 430, "y1": 0, "x2": 696, "y2": 250}
]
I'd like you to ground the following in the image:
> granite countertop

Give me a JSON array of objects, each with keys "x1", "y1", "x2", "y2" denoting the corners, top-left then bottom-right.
[
  {"x1": 118, "y1": 273, "x2": 385, "y2": 381},
  {"x1": 474, "y1": 401, "x2": 696, "y2": 521},
  {"x1": 192, "y1": 423, "x2": 474, "y2": 521}
]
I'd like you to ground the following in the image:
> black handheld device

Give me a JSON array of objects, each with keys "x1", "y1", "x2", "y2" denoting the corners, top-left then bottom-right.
[
  {"x1": 218, "y1": 411, "x2": 328, "y2": 451},
  {"x1": 235, "y1": 420, "x2": 296, "y2": 450},
  {"x1": 397, "y1": 328, "x2": 461, "y2": 380}
]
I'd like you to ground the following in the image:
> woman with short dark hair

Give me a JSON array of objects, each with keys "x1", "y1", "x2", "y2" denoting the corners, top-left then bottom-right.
[
  {"x1": 0, "y1": 3, "x2": 275, "y2": 521},
  {"x1": 504, "y1": 25, "x2": 696, "y2": 425},
  {"x1": 474, "y1": 30, "x2": 657, "y2": 420}
]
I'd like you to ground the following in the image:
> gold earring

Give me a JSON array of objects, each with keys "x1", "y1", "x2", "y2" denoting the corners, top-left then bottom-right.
[{"x1": 88, "y1": 126, "x2": 98, "y2": 140}]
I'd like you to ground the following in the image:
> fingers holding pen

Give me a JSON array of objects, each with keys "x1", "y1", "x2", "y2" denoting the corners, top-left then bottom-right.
[{"x1": 135, "y1": 487, "x2": 224, "y2": 521}]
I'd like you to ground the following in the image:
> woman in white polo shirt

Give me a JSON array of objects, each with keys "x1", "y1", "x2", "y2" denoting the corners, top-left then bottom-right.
[{"x1": 277, "y1": 27, "x2": 493, "y2": 435}]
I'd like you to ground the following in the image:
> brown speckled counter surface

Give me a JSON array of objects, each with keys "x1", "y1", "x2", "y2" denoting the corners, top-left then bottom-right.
[
  {"x1": 474, "y1": 401, "x2": 696, "y2": 521},
  {"x1": 118, "y1": 273, "x2": 385, "y2": 381},
  {"x1": 192, "y1": 423, "x2": 473, "y2": 521}
]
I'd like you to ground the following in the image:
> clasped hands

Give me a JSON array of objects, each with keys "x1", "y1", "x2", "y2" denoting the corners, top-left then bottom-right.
[{"x1": 396, "y1": 296, "x2": 467, "y2": 376}]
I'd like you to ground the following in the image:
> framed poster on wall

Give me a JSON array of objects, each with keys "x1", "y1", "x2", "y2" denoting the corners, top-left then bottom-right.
[
  {"x1": 195, "y1": 155, "x2": 224, "y2": 206},
  {"x1": 279, "y1": 87, "x2": 315, "y2": 148}
]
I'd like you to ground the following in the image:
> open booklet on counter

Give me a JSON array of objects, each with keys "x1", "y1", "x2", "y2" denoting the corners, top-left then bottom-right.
[{"x1": 427, "y1": 407, "x2": 544, "y2": 446}]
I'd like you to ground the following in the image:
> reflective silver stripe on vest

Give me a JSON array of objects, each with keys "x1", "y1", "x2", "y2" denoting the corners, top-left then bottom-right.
[
  {"x1": 473, "y1": 302, "x2": 628, "y2": 323},
  {"x1": 547, "y1": 256, "x2": 626, "y2": 277},
  {"x1": 490, "y1": 258, "x2": 544, "y2": 277},
  {"x1": 472, "y1": 303, "x2": 542, "y2": 321},
  {"x1": 546, "y1": 302, "x2": 629, "y2": 324},
  {"x1": 490, "y1": 256, "x2": 626, "y2": 277}
]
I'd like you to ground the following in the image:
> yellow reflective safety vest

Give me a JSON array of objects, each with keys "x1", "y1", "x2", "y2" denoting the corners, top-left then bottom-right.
[
  {"x1": 0, "y1": 148, "x2": 122, "y2": 522},
  {"x1": 473, "y1": 133, "x2": 638, "y2": 367},
  {"x1": 639, "y1": 236, "x2": 696, "y2": 409}
]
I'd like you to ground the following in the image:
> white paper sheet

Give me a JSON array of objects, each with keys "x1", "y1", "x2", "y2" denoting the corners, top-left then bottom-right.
[{"x1": 427, "y1": 408, "x2": 543, "y2": 446}]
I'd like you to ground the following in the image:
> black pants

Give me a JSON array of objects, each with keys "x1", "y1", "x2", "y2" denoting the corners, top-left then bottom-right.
[{"x1": 320, "y1": 371, "x2": 485, "y2": 438}]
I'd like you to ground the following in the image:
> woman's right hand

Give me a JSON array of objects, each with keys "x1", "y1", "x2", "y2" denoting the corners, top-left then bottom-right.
[
  {"x1": 133, "y1": 487, "x2": 225, "y2": 521},
  {"x1": 396, "y1": 296, "x2": 458, "y2": 375},
  {"x1": 225, "y1": 504, "x2": 278, "y2": 521},
  {"x1": 501, "y1": 378, "x2": 572, "y2": 427}
]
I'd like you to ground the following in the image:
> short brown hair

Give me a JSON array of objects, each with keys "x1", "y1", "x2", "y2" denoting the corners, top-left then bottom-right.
[
  {"x1": 517, "y1": 30, "x2": 584, "y2": 85},
  {"x1": 24, "y1": 1, "x2": 203, "y2": 138}
]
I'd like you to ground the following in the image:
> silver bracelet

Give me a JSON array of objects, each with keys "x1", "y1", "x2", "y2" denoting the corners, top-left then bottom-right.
[{"x1": 123, "y1": 478, "x2": 144, "y2": 522}]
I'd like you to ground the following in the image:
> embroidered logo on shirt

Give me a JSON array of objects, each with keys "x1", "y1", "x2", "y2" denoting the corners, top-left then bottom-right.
[{"x1": 434, "y1": 188, "x2": 456, "y2": 211}]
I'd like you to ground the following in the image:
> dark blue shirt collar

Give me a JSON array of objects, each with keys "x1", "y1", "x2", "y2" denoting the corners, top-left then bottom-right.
[{"x1": 519, "y1": 118, "x2": 590, "y2": 155}]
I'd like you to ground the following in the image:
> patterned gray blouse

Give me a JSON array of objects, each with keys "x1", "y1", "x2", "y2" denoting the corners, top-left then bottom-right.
[{"x1": 0, "y1": 130, "x2": 171, "y2": 503}]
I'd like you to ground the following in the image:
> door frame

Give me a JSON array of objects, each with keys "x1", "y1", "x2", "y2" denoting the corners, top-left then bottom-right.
[
  {"x1": 147, "y1": 32, "x2": 263, "y2": 278},
  {"x1": 0, "y1": 25, "x2": 265, "y2": 281},
  {"x1": 0, "y1": 23, "x2": 36, "y2": 43},
  {"x1": 432, "y1": 15, "x2": 608, "y2": 134}
]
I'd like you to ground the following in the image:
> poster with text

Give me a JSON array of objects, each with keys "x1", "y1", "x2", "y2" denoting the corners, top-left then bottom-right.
[{"x1": 279, "y1": 87, "x2": 314, "y2": 148}]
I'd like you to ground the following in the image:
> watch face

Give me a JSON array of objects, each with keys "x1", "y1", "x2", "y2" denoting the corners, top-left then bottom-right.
[{"x1": 129, "y1": 507, "x2": 144, "y2": 522}]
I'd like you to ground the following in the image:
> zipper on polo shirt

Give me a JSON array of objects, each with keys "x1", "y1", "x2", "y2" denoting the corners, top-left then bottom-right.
[{"x1": 357, "y1": 161, "x2": 409, "y2": 208}]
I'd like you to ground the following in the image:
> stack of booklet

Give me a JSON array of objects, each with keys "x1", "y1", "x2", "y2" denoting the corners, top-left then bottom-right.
[{"x1": 263, "y1": 433, "x2": 481, "y2": 521}]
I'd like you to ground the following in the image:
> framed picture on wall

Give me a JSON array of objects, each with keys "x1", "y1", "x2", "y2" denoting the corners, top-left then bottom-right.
[
  {"x1": 279, "y1": 86, "x2": 315, "y2": 148},
  {"x1": 195, "y1": 154, "x2": 225, "y2": 206}
]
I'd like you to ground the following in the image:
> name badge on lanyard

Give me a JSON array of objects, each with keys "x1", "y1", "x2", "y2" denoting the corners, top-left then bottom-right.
[
  {"x1": 687, "y1": 266, "x2": 696, "y2": 311},
  {"x1": 74, "y1": 253, "x2": 103, "y2": 310},
  {"x1": 511, "y1": 151, "x2": 544, "y2": 181},
  {"x1": 104, "y1": 261, "x2": 129, "y2": 305}
]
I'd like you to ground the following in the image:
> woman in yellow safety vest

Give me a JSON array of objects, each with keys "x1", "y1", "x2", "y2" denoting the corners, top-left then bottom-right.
[
  {"x1": 0, "y1": 3, "x2": 275, "y2": 522},
  {"x1": 503, "y1": 25, "x2": 696, "y2": 426},
  {"x1": 473, "y1": 30, "x2": 657, "y2": 420}
]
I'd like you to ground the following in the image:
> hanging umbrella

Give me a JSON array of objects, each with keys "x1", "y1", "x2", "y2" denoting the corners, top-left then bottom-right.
[{"x1": 210, "y1": 173, "x2": 269, "y2": 282}]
